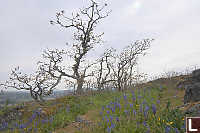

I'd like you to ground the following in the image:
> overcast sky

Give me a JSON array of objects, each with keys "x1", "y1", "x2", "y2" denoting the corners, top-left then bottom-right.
[{"x1": 1, "y1": 0, "x2": 200, "y2": 85}]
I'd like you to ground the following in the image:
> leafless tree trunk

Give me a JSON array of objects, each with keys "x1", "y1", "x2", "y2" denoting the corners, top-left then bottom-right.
[
  {"x1": 94, "y1": 39, "x2": 154, "y2": 91},
  {"x1": 41, "y1": 0, "x2": 111, "y2": 94}
]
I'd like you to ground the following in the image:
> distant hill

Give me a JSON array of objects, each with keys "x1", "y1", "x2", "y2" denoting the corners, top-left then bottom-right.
[{"x1": 0, "y1": 90, "x2": 72, "y2": 106}]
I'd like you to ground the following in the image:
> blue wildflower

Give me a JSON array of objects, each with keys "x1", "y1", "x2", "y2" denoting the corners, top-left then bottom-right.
[
  {"x1": 110, "y1": 115, "x2": 113, "y2": 121},
  {"x1": 165, "y1": 126, "x2": 171, "y2": 133},
  {"x1": 107, "y1": 110, "x2": 110, "y2": 114},
  {"x1": 111, "y1": 122, "x2": 115, "y2": 129},
  {"x1": 102, "y1": 116, "x2": 104, "y2": 121},
  {"x1": 130, "y1": 103, "x2": 133, "y2": 108},
  {"x1": 174, "y1": 128, "x2": 180, "y2": 133},
  {"x1": 102, "y1": 106, "x2": 105, "y2": 111},
  {"x1": 116, "y1": 117, "x2": 119, "y2": 122},
  {"x1": 111, "y1": 107, "x2": 115, "y2": 113},
  {"x1": 152, "y1": 104, "x2": 157, "y2": 115},
  {"x1": 99, "y1": 112, "x2": 103, "y2": 116},
  {"x1": 133, "y1": 109, "x2": 136, "y2": 115},
  {"x1": 106, "y1": 105, "x2": 110, "y2": 109},
  {"x1": 107, "y1": 126, "x2": 111, "y2": 133},
  {"x1": 66, "y1": 105, "x2": 70, "y2": 113},
  {"x1": 123, "y1": 93, "x2": 127, "y2": 101},
  {"x1": 143, "y1": 121, "x2": 147, "y2": 127},
  {"x1": 124, "y1": 110, "x2": 129, "y2": 115}
]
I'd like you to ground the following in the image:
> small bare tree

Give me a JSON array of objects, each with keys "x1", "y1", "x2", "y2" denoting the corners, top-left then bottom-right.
[
  {"x1": 0, "y1": 67, "x2": 61, "y2": 102},
  {"x1": 94, "y1": 39, "x2": 154, "y2": 91},
  {"x1": 113, "y1": 39, "x2": 154, "y2": 91},
  {"x1": 94, "y1": 48, "x2": 116, "y2": 90}
]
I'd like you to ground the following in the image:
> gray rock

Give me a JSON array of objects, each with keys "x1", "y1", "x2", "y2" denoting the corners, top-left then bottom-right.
[
  {"x1": 192, "y1": 69, "x2": 200, "y2": 82},
  {"x1": 183, "y1": 69, "x2": 200, "y2": 104},
  {"x1": 184, "y1": 103, "x2": 200, "y2": 116},
  {"x1": 184, "y1": 82, "x2": 200, "y2": 103}
]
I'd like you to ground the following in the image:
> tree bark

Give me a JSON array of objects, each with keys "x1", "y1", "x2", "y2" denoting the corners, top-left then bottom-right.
[{"x1": 76, "y1": 77, "x2": 84, "y2": 94}]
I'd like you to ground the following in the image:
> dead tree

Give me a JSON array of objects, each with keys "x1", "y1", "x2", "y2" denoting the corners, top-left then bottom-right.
[
  {"x1": 94, "y1": 48, "x2": 116, "y2": 90},
  {"x1": 94, "y1": 39, "x2": 154, "y2": 91},
  {"x1": 113, "y1": 39, "x2": 154, "y2": 91},
  {"x1": 0, "y1": 67, "x2": 61, "y2": 102},
  {"x1": 42, "y1": 0, "x2": 111, "y2": 94}
]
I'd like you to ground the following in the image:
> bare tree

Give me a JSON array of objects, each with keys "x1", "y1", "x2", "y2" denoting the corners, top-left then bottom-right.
[
  {"x1": 113, "y1": 39, "x2": 154, "y2": 91},
  {"x1": 0, "y1": 67, "x2": 61, "y2": 102},
  {"x1": 94, "y1": 39, "x2": 154, "y2": 91},
  {"x1": 94, "y1": 48, "x2": 116, "y2": 90},
  {"x1": 41, "y1": 0, "x2": 111, "y2": 94}
]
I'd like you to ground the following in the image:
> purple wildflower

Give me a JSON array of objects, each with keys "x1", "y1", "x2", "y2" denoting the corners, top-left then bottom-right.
[
  {"x1": 145, "y1": 105, "x2": 149, "y2": 111},
  {"x1": 66, "y1": 106, "x2": 70, "y2": 113},
  {"x1": 106, "y1": 105, "x2": 111, "y2": 109},
  {"x1": 142, "y1": 100, "x2": 147, "y2": 105},
  {"x1": 102, "y1": 106, "x2": 105, "y2": 111},
  {"x1": 138, "y1": 95, "x2": 142, "y2": 99},
  {"x1": 143, "y1": 121, "x2": 147, "y2": 127},
  {"x1": 106, "y1": 118, "x2": 109, "y2": 123},
  {"x1": 107, "y1": 110, "x2": 110, "y2": 114},
  {"x1": 174, "y1": 128, "x2": 180, "y2": 133},
  {"x1": 132, "y1": 96, "x2": 136, "y2": 102},
  {"x1": 144, "y1": 105, "x2": 149, "y2": 118},
  {"x1": 123, "y1": 93, "x2": 127, "y2": 101},
  {"x1": 132, "y1": 109, "x2": 136, "y2": 115},
  {"x1": 124, "y1": 110, "x2": 129, "y2": 115},
  {"x1": 99, "y1": 112, "x2": 103, "y2": 116},
  {"x1": 165, "y1": 126, "x2": 171, "y2": 133},
  {"x1": 118, "y1": 103, "x2": 121, "y2": 109},
  {"x1": 157, "y1": 100, "x2": 160, "y2": 104},
  {"x1": 116, "y1": 117, "x2": 119, "y2": 122},
  {"x1": 111, "y1": 122, "x2": 115, "y2": 129},
  {"x1": 110, "y1": 115, "x2": 113, "y2": 121},
  {"x1": 111, "y1": 107, "x2": 115, "y2": 113},
  {"x1": 130, "y1": 103, "x2": 133, "y2": 108},
  {"x1": 136, "y1": 122, "x2": 140, "y2": 128},
  {"x1": 146, "y1": 128, "x2": 150, "y2": 133},
  {"x1": 34, "y1": 128, "x2": 38, "y2": 132},
  {"x1": 132, "y1": 91, "x2": 135, "y2": 96},
  {"x1": 19, "y1": 124, "x2": 26, "y2": 129},
  {"x1": 152, "y1": 104, "x2": 157, "y2": 115},
  {"x1": 49, "y1": 116, "x2": 54, "y2": 123},
  {"x1": 107, "y1": 127, "x2": 111, "y2": 133},
  {"x1": 41, "y1": 119, "x2": 49, "y2": 124}
]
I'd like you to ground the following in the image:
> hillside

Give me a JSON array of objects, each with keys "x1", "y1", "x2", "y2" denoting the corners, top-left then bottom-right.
[{"x1": 0, "y1": 75, "x2": 189, "y2": 133}]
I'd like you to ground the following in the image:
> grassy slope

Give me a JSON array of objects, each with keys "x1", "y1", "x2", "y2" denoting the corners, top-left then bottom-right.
[{"x1": 0, "y1": 75, "x2": 187, "y2": 133}]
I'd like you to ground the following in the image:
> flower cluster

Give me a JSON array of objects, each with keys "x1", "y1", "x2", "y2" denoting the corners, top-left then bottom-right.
[
  {"x1": 0, "y1": 105, "x2": 70, "y2": 133},
  {"x1": 97, "y1": 89, "x2": 182, "y2": 133}
]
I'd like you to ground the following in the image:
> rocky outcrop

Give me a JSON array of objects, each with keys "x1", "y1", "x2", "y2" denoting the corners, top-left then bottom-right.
[
  {"x1": 184, "y1": 82, "x2": 200, "y2": 103},
  {"x1": 178, "y1": 101, "x2": 200, "y2": 116},
  {"x1": 183, "y1": 69, "x2": 200, "y2": 104},
  {"x1": 0, "y1": 105, "x2": 24, "y2": 125}
]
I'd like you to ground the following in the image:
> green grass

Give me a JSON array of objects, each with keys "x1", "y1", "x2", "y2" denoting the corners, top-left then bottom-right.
[
  {"x1": 76, "y1": 88, "x2": 185, "y2": 133},
  {"x1": 0, "y1": 91, "x2": 125, "y2": 133},
  {"x1": 0, "y1": 78, "x2": 186, "y2": 133}
]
